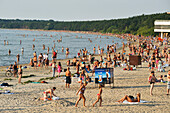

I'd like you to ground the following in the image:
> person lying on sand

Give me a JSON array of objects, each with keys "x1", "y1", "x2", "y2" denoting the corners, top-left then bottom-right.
[
  {"x1": 43, "y1": 87, "x2": 57, "y2": 101},
  {"x1": 117, "y1": 93, "x2": 140, "y2": 103}
]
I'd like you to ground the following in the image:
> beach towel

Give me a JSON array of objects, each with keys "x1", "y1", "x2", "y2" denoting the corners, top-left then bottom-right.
[
  {"x1": 52, "y1": 97, "x2": 60, "y2": 100},
  {"x1": 116, "y1": 100, "x2": 148, "y2": 104},
  {"x1": 40, "y1": 97, "x2": 59, "y2": 101},
  {"x1": 31, "y1": 81, "x2": 48, "y2": 84}
]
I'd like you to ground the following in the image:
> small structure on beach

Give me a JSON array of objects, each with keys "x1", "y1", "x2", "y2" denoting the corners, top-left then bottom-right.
[
  {"x1": 154, "y1": 20, "x2": 170, "y2": 39},
  {"x1": 95, "y1": 68, "x2": 114, "y2": 88}
]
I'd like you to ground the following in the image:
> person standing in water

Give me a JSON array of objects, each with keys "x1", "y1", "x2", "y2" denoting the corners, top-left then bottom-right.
[
  {"x1": 4, "y1": 40, "x2": 6, "y2": 46},
  {"x1": 32, "y1": 44, "x2": 35, "y2": 50},
  {"x1": 8, "y1": 49, "x2": 11, "y2": 55},
  {"x1": 93, "y1": 84, "x2": 103, "y2": 107},
  {"x1": 62, "y1": 46, "x2": 64, "y2": 52},
  {"x1": 66, "y1": 48, "x2": 69, "y2": 58},
  {"x1": 21, "y1": 47, "x2": 24, "y2": 55},
  {"x1": 16, "y1": 54, "x2": 20, "y2": 64},
  {"x1": 93, "y1": 47, "x2": 96, "y2": 55}
]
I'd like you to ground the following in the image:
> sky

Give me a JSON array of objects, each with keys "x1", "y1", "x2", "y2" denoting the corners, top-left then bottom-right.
[{"x1": 0, "y1": 0, "x2": 169, "y2": 21}]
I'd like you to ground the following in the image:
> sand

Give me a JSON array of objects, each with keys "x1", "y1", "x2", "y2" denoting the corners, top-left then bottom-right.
[{"x1": 0, "y1": 33, "x2": 169, "y2": 113}]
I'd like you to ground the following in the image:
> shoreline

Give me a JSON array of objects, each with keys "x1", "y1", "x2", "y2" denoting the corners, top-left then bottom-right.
[{"x1": 0, "y1": 28, "x2": 131, "y2": 38}]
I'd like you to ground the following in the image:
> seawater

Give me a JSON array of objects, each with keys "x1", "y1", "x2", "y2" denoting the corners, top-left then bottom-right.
[{"x1": 0, "y1": 29, "x2": 126, "y2": 66}]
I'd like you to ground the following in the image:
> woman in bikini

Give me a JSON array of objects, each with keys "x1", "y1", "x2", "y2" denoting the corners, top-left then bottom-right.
[
  {"x1": 75, "y1": 82, "x2": 87, "y2": 107},
  {"x1": 117, "y1": 93, "x2": 141, "y2": 103},
  {"x1": 93, "y1": 84, "x2": 103, "y2": 107}
]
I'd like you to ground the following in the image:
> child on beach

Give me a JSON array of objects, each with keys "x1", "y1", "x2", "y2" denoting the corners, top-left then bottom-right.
[
  {"x1": 18, "y1": 65, "x2": 22, "y2": 83},
  {"x1": 93, "y1": 84, "x2": 103, "y2": 107},
  {"x1": 75, "y1": 82, "x2": 87, "y2": 107},
  {"x1": 57, "y1": 62, "x2": 62, "y2": 77},
  {"x1": 43, "y1": 87, "x2": 57, "y2": 101}
]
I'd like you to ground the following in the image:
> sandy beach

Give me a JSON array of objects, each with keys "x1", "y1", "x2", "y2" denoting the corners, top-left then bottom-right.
[{"x1": 0, "y1": 31, "x2": 169, "y2": 113}]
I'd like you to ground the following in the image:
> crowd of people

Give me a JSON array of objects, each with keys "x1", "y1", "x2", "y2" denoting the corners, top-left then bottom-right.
[{"x1": 4, "y1": 32, "x2": 170, "y2": 106}]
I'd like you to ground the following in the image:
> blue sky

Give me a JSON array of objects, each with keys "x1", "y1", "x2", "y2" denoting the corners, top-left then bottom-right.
[{"x1": 0, "y1": 0, "x2": 169, "y2": 21}]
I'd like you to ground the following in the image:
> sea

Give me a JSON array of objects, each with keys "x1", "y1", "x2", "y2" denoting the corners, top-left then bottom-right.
[{"x1": 0, "y1": 29, "x2": 127, "y2": 66}]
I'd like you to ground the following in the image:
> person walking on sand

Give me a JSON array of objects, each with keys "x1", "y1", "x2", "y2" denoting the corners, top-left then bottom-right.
[
  {"x1": 93, "y1": 84, "x2": 103, "y2": 107},
  {"x1": 66, "y1": 67, "x2": 71, "y2": 88},
  {"x1": 75, "y1": 82, "x2": 87, "y2": 107},
  {"x1": 52, "y1": 62, "x2": 56, "y2": 77},
  {"x1": 18, "y1": 65, "x2": 22, "y2": 83},
  {"x1": 148, "y1": 71, "x2": 157, "y2": 96}
]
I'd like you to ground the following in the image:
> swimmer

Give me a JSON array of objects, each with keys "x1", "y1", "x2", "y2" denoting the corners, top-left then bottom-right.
[{"x1": 93, "y1": 84, "x2": 103, "y2": 107}]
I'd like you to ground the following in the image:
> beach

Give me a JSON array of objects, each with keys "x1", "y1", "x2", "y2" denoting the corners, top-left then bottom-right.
[{"x1": 0, "y1": 31, "x2": 169, "y2": 113}]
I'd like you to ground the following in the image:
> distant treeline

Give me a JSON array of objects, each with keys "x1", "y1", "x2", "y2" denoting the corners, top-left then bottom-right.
[{"x1": 0, "y1": 13, "x2": 170, "y2": 36}]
